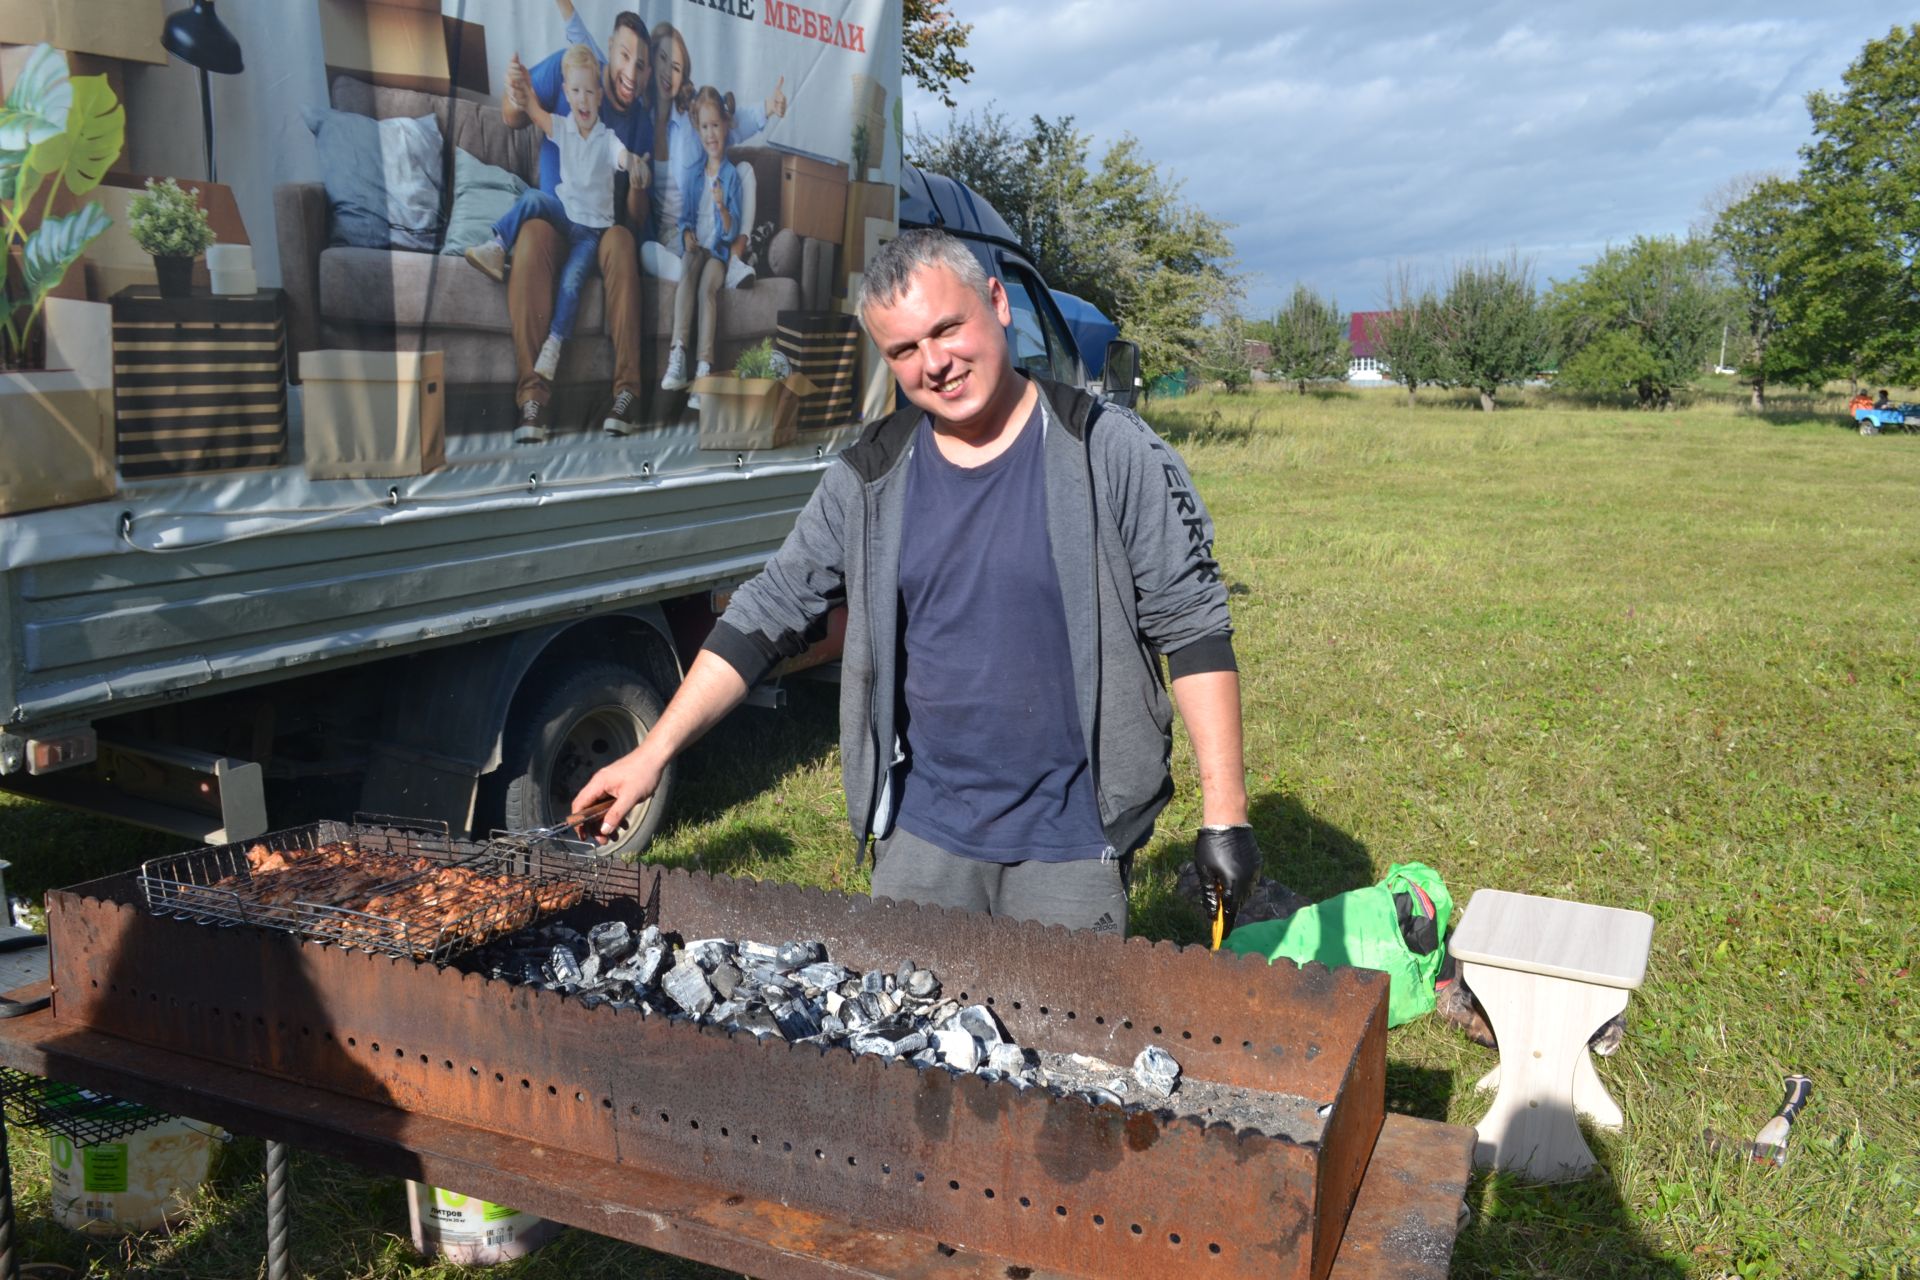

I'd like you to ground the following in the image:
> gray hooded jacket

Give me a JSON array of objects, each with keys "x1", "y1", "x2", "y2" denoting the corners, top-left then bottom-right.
[{"x1": 703, "y1": 376, "x2": 1235, "y2": 860}]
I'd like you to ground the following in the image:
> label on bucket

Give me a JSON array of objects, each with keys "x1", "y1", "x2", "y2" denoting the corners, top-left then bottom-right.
[
  {"x1": 433, "y1": 1188, "x2": 521, "y2": 1223},
  {"x1": 82, "y1": 1144, "x2": 129, "y2": 1193}
]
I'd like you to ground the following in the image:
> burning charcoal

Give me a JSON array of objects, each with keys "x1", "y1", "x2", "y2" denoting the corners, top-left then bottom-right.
[
  {"x1": 588, "y1": 920, "x2": 633, "y2": 962},
  {"x1": 709, "y1": 999, "x2": 744, "y2": 1026},
  {"x1": 875, "y1": 990, "x2": 902, "y2": 1017},
  {"x1": 849, "y1": 1027, "x2": 927, "y2": 1060},
  {"x1": 710, "y1": 961, "x2": 743, "y2": 1000},
  {"x1": 860, "y1": 970, "x2": 888, "y2": 995},
  {"x1": 546, "y1": 945, "x2": 583, "y2": 988},
  {"x1": 824, "y1": 990, "x2": 846, "y2": 1018},
  {"x1": 1080, "y1": 1086, "x2": 1126, "y2": 1108},
  {"x1": 772, "y1": 1000, "x2": 823, "y2": 1041},
  {"x1": 732, "y1": 1006, "x2": 782, "y2": 1038},
  {"x1": 684, "y1": 938, "x2": 734, "y2": 971},
  {"x1": 663, "y1": 959, "x2": 715, "y2": 1017},
  {"x1": 905, "y1": 969, "x2": 940, "y2": 1000},
  {"x1": 954, "y1": 1005, "x2": 1006, "y2": 1046},
  {"x1": 578, "y1": 952, "x2": 603, "y2": 986},
  {"x1": 775, "y1": 940, "x2": 824, "y2": 971},
  {"x1": 631, "y1": 944, "x2": 667, "y2": 989},
  {"x1": 931, "y1": 1028, "x2": 981, "y2": 1072},
  {"x1": 579, "y1": 992, "x2": 610, "y2": 1010},
  {"x1": 1132, "y1": 1046, "x2": 1181, "y2": 1099},
  {"x1": 737, "y1": 940, "x2": 781, "y2": 964},
  {"x1": 896, "y1": 959, "x2": 918, "y2": 988},
  {"x1": 797, "y1": 962, "x2": 849, "y2": 993},
  {"x1": 820, "y1": 1013, "x2": 847, "y2": 1040},
  {"x1": 987, "y1": 1043, "x2": 1035, "y2": 1075},
  {"x1": 911, "y1": 1048, "x2": 941, "y2": 1068},
  {"x1": 929, "y1": 999, "x2": 959, "y2": 1025}
]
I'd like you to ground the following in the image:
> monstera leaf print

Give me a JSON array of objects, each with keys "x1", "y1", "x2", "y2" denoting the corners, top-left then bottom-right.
[
  {"x1": 22, "y1": 204, "x2": 110, "y2": 308},
  {"x1": 0, "y1": 44, "x2": 72, "y2": 151}
]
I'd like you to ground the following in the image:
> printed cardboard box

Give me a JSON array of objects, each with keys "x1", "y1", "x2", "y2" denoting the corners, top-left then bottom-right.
[
  {"x1": 317, "y1": 0, "x2": 489, "y2": 96},
  {"x1": 0, "y1": 0, "x2": 165, "y2": 64},
  {"x1": 300, "y1": 349, "x2": 447, "y2": 479},
  {"x1": 778, "y1": 153, "x2": 849, "y2": 246},
  {"x1": 691, "y1": 371, "x2": 818, "y2": 452}
]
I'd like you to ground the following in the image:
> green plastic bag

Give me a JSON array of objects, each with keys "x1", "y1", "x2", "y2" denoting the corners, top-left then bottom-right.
[{"x1": 1222, "y1": 862, "x2": 1454, "y2": 1026}]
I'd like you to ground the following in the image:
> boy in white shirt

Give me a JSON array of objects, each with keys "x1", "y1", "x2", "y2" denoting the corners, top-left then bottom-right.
[{"x1": 467, "y1": 44, "x2": 648, "y2": 388}]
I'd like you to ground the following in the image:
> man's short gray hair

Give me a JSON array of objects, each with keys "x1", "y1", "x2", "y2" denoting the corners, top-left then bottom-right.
[{"x1": 856, "y1": 229, "x2": 992, "y2": 323}]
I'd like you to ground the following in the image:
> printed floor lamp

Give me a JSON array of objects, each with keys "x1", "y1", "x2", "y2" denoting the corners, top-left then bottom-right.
[{"x1": 161, "y1": 0, "x2": 244, "y2": 183}]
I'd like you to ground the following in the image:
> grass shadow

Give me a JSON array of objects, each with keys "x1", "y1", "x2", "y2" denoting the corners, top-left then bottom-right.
[
  {"x1": 655, "y1": 679, "x2": 840, "y2": 836},
  {"x1": 1385, "y1": 1061, "x2": 1453, "y2": 1121},
  {"x1": 1129, "y1": 789, "x2": 1375, "y2": 943},
  {"x1": 1456, "y1": 1162, "x2": 1689, "y2": 1279}
]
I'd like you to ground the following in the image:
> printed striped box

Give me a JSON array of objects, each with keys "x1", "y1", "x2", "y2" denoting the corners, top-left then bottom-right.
[
  {"x1": 774, "y1": 310, "x2": 859, "y2": 430},
  {"x1": 111, "y1": 288, "x2": 287, "y2": 478}
]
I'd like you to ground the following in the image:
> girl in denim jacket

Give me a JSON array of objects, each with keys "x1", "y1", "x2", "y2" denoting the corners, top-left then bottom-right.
[{"x1": 662, "y1": 87, "x2": 744, "y2": 409}]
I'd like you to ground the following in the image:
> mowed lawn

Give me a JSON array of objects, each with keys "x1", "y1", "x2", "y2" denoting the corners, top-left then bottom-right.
[{"x1": 1, "y1": 386, "x2": 1914, "y2": 1278}]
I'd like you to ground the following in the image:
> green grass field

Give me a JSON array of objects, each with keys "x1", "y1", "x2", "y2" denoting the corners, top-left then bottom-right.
[{"x1": 1, "y1": 383, "x2": 1915, "y2": 1278}]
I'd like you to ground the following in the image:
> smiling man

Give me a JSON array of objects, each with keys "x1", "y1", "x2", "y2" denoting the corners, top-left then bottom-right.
[{"x1": 574, "y1": 230, "x2": 1263, "y2": 937}]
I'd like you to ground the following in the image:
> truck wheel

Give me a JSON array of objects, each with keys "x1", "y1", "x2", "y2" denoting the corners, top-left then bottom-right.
[{"x1": 496, "y1": 660, "x2": 673, "y2": 858}]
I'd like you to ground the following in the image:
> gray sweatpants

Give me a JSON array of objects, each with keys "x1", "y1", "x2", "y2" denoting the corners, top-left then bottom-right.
[{"x1": 870, "y1": 825, "x2": 1128, "y2": 936}]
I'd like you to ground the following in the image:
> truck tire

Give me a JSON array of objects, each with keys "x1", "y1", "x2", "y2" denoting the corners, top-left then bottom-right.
[{"x1": 495, "y1": 660, "x2": 673, "y2": 858}]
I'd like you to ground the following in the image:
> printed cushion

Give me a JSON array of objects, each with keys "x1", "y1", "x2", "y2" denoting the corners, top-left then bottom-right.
[
  {"x1": 304, "y1": 107, "x2": 445, "y2": 251},
  {"x1": 440, "y1": 148, "x2": 528, "y2": 255}
]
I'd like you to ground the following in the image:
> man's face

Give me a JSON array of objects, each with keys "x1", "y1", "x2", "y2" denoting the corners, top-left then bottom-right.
[
  {"x1": 604, "y1": 26, "x2": 645, "y2": 111},
  {"x1": 864, "y1": 263, "x2": 1015, "y2": 430},
  {"x1": 564, "y1": 63, "x2": 602, "y2": 128}
]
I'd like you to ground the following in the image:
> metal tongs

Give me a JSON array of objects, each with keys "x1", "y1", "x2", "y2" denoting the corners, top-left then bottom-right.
[{"x1": 509, "y1": 797, "x2": 616, "y2": 845}]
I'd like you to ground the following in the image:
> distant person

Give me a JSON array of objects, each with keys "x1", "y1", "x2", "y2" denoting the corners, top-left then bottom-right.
[{"x1": 1874, "y1": 389, "x2": 1890, "y2": 409}]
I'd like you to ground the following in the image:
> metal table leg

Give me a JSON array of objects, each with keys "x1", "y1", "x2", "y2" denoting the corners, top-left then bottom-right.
[
  {"x1": 265, "y1": 1139, "x2": 291, "y2": 1280},
  {"x1": 0, "y1": 1107, "x2": 18, "y2": 1280}
]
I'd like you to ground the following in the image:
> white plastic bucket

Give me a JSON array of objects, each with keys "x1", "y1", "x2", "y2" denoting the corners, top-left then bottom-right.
[
  {"x1": 47, "y1": 1117, "x2": 223, "y2": 1235},
  {"x1": 407, "y1": 1181, "x2": 561, "y2": 1264}
]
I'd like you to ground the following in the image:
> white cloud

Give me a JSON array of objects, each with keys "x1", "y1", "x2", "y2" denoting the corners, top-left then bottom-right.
[{"x1": 905, "y1": 1, "x2": 1890, "y2": 315}]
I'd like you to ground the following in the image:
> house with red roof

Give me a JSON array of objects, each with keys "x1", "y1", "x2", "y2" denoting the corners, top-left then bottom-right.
[{"x1": 1349, "y1": 311, "x2": 1391, "y2": 382}]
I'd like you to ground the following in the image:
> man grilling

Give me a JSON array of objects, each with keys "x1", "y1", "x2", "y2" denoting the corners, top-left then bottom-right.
[{"x1": 574, "y1": 230, "x2": 1261, "y2": 937}]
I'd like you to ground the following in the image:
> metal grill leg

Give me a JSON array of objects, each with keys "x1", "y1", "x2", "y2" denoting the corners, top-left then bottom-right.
[
  {"x1": 264, "y1": 1139, "x2": 291, "y2": 1280},
  {"x1": 0, "y1": 1108, "x2": 18, "y2": 1280}
]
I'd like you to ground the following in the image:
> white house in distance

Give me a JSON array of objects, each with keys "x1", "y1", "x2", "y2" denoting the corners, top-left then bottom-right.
[{"x1": 1349, "y1": 311, "x2": 1390, "y2": 382}]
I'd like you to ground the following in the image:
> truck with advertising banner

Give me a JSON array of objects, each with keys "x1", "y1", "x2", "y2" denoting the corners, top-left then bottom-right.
[{"x1": 0, "y1": 0, "x2": 1111, "y2": 854}]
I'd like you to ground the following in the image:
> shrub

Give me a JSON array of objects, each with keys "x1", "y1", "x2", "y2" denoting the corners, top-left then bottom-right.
[{"x1": 733, "y1": 339, "x2": 781, "y2": 380}]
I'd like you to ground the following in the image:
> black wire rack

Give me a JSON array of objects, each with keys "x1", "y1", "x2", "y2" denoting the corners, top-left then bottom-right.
[
  {"x1": 0, "y1": 1068, "x2": 172, "y2": 1145},
  {"x1": 137, "y1": 815, "x2": 605, "y2": 964}
]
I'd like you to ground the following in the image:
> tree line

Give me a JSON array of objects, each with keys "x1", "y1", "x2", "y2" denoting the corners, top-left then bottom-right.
[{"x1": 1254, "y1": 25, "x2": 1920, "y2": 412}]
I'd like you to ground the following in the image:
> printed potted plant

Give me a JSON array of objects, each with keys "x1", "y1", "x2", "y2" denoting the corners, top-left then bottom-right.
[
  {"x1": 0, "y1": 43, "x2": 122, "y2": 369},
  {"x1": 850, "y1": 120, "x2": 871, "y2": 180},
  {"x1": 127, "y1": 177, "x2": 215, "y2": 298},
  {"x1": 691, "y1": 339, "x2": 816, "y2": 452},
  {"x1": 0, "y1": 43, "x2": 125, "y2": 516}
]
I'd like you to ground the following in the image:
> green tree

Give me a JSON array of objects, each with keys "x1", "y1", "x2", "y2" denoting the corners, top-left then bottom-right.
[
  {"x1": 1769, "y1": 26, "x2": 1920, "y2": 388},
  {"x1": 903, "y1": 0, "x2": 973, "y2": 108},
  {"x1": 910, "y1": 112, "x2": 1240, "y2": 383},
  {"x1": 1437, "y1": 255, "x2": 1544, "y2": 412},
  {"x1": 1197, "y1": 312, "x2": 1253, "y2": 392},
  {"x1": 1373, "y1": 266, "x2": 1451, "y2": 407},
  {"x1": 1548, "y1": 236, "x2": 1722, "y2": 408},
  {"x1": 1711, "y1": 177, "x2": 1800, "y2": 410},
  {"x1": 1266, "y1": 285, "x2": 1349, "y2": 395}
]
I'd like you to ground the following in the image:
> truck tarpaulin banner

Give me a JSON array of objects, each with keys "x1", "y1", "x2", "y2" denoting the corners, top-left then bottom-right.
[{"x1": 0, "y1": 0, "x2": 899, "y2": 541}]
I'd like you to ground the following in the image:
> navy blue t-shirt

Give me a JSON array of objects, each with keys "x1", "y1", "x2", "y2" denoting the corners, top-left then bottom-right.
[{"x1": 893, "y1": 404, "x2": 1110, "y2": 863}]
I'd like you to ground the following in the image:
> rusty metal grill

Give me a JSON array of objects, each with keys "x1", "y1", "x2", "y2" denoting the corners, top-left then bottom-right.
[
  {"x1": 54, "y1": 861, "x2": 1391, "y2": 1280},
  {"x1": 136, "y1": 816, "x2": 602, "y2": 964}
]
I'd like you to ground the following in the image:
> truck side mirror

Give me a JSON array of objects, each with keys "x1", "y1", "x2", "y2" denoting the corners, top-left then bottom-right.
[{"x1": 1102, "y1": 340, "x2": 1141, "y2": 409}]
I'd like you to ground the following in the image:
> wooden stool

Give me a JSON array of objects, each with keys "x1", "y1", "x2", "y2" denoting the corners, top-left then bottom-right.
[{"x1": 1448, "y1": 889, "x2": 1653, "y2": 1181}]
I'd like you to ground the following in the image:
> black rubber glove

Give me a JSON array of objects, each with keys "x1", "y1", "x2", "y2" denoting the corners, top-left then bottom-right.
[{"x1": 1193, "y1": 824, "x2": 1262, "y2": 936}]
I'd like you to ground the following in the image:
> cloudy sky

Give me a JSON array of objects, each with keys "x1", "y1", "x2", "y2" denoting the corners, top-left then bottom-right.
[{"x1": 902, "y1": 2, "x2": 1902, "y2": 318}]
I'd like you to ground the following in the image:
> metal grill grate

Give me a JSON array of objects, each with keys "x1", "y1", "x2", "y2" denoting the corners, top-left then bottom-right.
[
  {"x1": 0, "y1": 1068, "x2": 172, "y2": 1145},
  {"x1": 137, "y1": 815, "x2": 604, "y2": 964}
]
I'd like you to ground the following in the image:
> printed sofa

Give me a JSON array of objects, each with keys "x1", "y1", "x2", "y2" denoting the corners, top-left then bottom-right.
[{"x1": 276, "y1": 76, "x2": 837, "y2": 434}]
